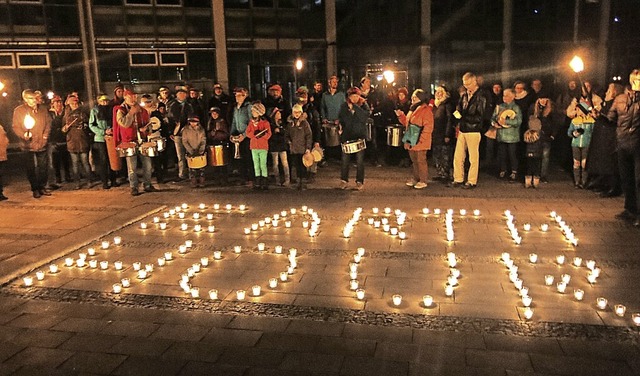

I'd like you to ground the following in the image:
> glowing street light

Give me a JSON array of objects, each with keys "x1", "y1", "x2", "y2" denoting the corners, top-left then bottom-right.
[
  {"x1": 570, "y1": 55, "x2": 584, "y2": 73},
  {"x1": 383, "y1": 70, "x2": 395, "y2": 84},
  {"x1": 295, "y1": 58, "x2": 303, "y2": 71}
]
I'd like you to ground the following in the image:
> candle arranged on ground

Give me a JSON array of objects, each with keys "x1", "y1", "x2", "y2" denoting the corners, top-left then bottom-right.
[
  {"x1": 392, "y1": 294, "x2": 402, "y2": 306},
  {"x1": 423, "y1": 295, "x2": 434, "y2": 307},
  {"x1": 615, "y1": 304, "x2": 626, "y2": 317},
  {"x1": 596, "y1": 297, "x2": 608, "y2": 310},
  {"x1": 209, "y1": 289, "x2": 218, "y2": 299}
]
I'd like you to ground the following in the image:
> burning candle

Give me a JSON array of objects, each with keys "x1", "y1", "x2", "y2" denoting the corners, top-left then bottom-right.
[
  {"x1": 213, "y1": 250, "x2": 222, "y2": 260},
  {"x1": 138, "y1": 270, "x2": 148, "y2": 279},
  {"x1": 523, "y1": 223, "x2": 531, "y2": 231},
  {"x1": 194, "y1": 224, "x2": 202, "y2": 232},
  {"x1": 179, "y1": 212, "x2": 185, "y2": 219},
  {"x1": 181, "y1": 274, "x2": 190, "y2": 283},
  {"x1": 561, "y1": 274, "x2": 571, "y2": 284},
  {"x1": 23, "y1": 276, "x2": 33, "y2": 286},
  {"x1": 49, "y1": 264, "x2": 59, "y2": 273},
  {"x1": 190, "y1": 287, "x2": 200, "y2": 298},
  {"x1": 540, "y1": 223, "x2": 549, "y2": 232},
  {"x1": 170, "y1": 209, "x2": 176, "y2": 215},
  {"x1": 615, "y1": 304, "x2": 626, "y2": 317},
  {"x1": 159, "y1": 223, "x2": 167, "y2": 230},
  {"x1": 383, "y1": 224, "x2": 390, "y2": 232},
  {"x1": 522, "y1": 295, "x2": 532, "y2": 307},
  {"x1": 281, "y1": 210, "x2": 287, "y2": 217},
  {"x1": 390, "y1": 228, "x2": 398, "y2": 236},
  {"x1": 447, "y1": 275, "x2": 459, "y2": 286},
  {"x1": 208, "y1": 225, "x2": 215, "y2": 233},
  {"x1": 87, "y1": 248, "x2": 96, "y2": 256},
  {"x1": 523, "y1": 307, "x2": 534, "y2": 320},
  {"x1": 473, "y1": 209, "x2": 480, "y2": 216},
  {"x1": 184, "y1": 239, "x2": 193, "y2": 248},
  {"x1": 78, "y1": 253, "x2": 87, "y2": 261},
  {"x1": 392, "y1": 294, "x2": 402, "y2": 306},
  {"x1": 35, "y1": 270, "x2": 45, "y2": 281},
  {"x1": 207, "y1": 213, "x2": 213, "y2": 220},
  {"x1": 353, "y1": 254, "x2": 362, "y2": 263},
  {"x1": 514, "y1": 279, "x2": 523, "y2": 290},
  {"x1": 279, "y1": 272, "x2": 288, "y2": 281},
  {"x1": 121, "y1": 278, "x2": 130, "y2": 288},
  {"x1": 193, "y1": 213, "x2": 200, "y2": 220},
  {"x1": 163, "y1": 213, "x2": 170, "y2": 219},
  {"x1": 239, "y1": 204, "x2": 246, "y2": 211},
  {"x1": 113, "y1": 236, "x2": 122, "y2": 245},
  {"x1": 244, "y1": 228, "x2": 251, "y2": 235},
  {"x1": 199, "y1": 203, "x2": 206, "y2": 210},
  {"x1": 302, "y1": 205, "x2": 308, "y2": 212},
  {"x1": 252, "y1": 285, "x2": 261, "y2": 296},
  {"x1": 596, "y1": 297, "x2": 608, "y2": 310},
  {"x1": 187, "y1": 268, "x2": 195, "y2": 277},
  {"x1": 287, "y1": 265, "x2": 295, "y2": 274},
  {"x1": 114, "y1": 261, "x2": 123, "y2": 270},
  {"x1": 423, "y1": 295, "x2": 434, "y2": 307},
  {"x1": 181, "y1": 203, "x2": 188, "y2": 209},
  {"x1": 422, "y1": 208, "x2": 429, "y2": 215},
  {"x1": 112, "y1": 283, "x2": 122, "y2": 293},
  {"x1": 269, "y1": 278, "x2": 278, "y2": 288},
  {"x1": 556, "y1": 282, "x2": 567, "y2": 293},
  {"x1": 234, "y1": 245, "x2": 242, "y2": 253},
  {"x1": 180, "y1": 223, "x2": 188, "y2": 231},
  {"x1": 587, "y1": 273, "x2": 598, "y2": 284},
  {"x1": 236, "y1": 290, "x2": 246, "y2": 300},
  {"x1": 556, "y1": 255, "x2": 565, "y2": 265},
  {"x1": 192, "y1": 263, "x2": 201, "y2": 273},
  {"x1": 259, "y1": 220, "x2": 265, "y2": 227},
  {"x1": 89, "y1": 259, "x2": 98, "y2": 268},
  {"x1": 101, "y1": 241, "x2": 109, "y2": 249},
  {"x1": 356, "y1": 289, "x2": 366, "y2": 300},
  {"x1": 444, "y1": 285, "x2": 454, "y2": 296},
  {"x1": 399, "y1": 231, "x2": 406, "y2": 240},
  {"x1": 384, "y1": 207, "x2": 391, "y2": 214},
  {"x1": 632, "y1": 313, "x2": 640, "y2": 326},
  {"x1": 285, "y1": 221, "x2": 292, "y2": 228},
  {"x1": 274, "y1": 245, "x2": 283, "y2": 254},
  {"x1": 349, "y1": 271, "x2": 358, "y2": 279},
  {"x1": 133, "y1": 262, "x2": 141, "y2": 271},
  {"x1": 200, "y1": 257, "x2": 209, "y2": 267},
  {"x1": 140, "y1": 223, "x2": 148, "y2": 229},
  {"x1": 208, "y1": 289, "x2": 218, "y2": 300},
  {"x1": 350, "y1": 279, "x2": 359, "y2": 290},
  {"x1": 574, "y1": 289, "x2": 584, "y2": 301},
  {"x1": 76, "y1": 259, "x2": 86, "y2": 268},
  {"x1": 157, "y1": 257, "x2": 166, "y2": 266},
  {"x1": 213, "y1": 204, "x2": 220, "y2": 210},
  {"x1": 529, "y1": 253, "x2": 538, "y2": 263},
  {"x1": 64, "y1": 258, "x2": 74, "y2": 267},
  {"x1": 349, "y1": 263, "x2": 358, "y2": 273},
  {"x1": 459, "y1": 209, "x2": 467, "y2": 216},
  {"x1": 164, "y1": 252, "x2": 173, "y2": 261},
  {"x1": 573, "y1": 257, "x2": 582, "y2": 267},
  {"x1": 257, "y1": 243, "x2": 265, "y2": 251}
]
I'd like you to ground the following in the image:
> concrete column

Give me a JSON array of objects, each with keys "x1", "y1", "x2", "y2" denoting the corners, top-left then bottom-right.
[
  {"x1": 325, "y1": 0, "x2": 337, "y2": 80},
  {"x1": 501, "y1": 0, "x2": 512, "y2": 86},
  {"x1": 77, "y1": 0, "x2": 95, "y2": 104},
  {"x1": 212, "y1": 0, "x2": 229, "y2": 90},
  {"x1": 85, "y1": 0, "x2": 100, "y2": 100},
  {"x1": 596, "y1": 0, "x2": 611, "y2": 87},
  {"x1": 420, "y1": 0, "x2": 431, "y2": 90}
]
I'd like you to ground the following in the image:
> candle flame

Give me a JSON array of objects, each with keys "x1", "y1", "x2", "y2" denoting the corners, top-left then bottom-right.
[{"x1": 24, "y1": 114, "x2": 35, "y2": 130}]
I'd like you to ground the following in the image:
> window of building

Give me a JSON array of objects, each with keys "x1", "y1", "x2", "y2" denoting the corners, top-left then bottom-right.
[
  {"x1": 17, "y1": 53, "x2": 50, "y2": 68},
  {"x1": 183, "y1": 0, "x2": 209, "y2": 7},
  {"x1": 159, "y1": 51, "x2": 187, "y2": 66},
  {"x1": 0, "y1": 53, "x2": 16, "y2": 69},
  {"x1": 253, "y1": 0, "x2": 274, "y2": 7},
  {"x1": 224, "y1": 0, "x2": 249, "y2": 9},
  {"x1": 278, "y1": 0, "x2": 296, "y2": 8},
  {"x1": 156, "y1": 0, "x2": 182, "y2": 6},
  {"x1": 129, "y1": 51, "x2": 158, "y2": 66},
  {"x1": 125, "y1": 0, "x2": 152, "y2": 5}
]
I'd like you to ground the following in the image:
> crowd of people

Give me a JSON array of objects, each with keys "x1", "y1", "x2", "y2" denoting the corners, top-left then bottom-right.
[{"x1": 1, "y1": 69, "x2": 639, "y2": 227}]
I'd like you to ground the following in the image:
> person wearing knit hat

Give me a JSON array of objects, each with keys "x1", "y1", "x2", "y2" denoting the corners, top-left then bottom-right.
[
  {"x1": 182, "y1": 113, "x2": 207, "y2": 188},
  {"x1": 286, "y1": 103, "x2": 312, "y2": 190},
  {"x1": 89, "y1": 93, "x2": 119, "y2": 189},
  {"x1": 111, "y1": 84, "x2": 124, "y2": 108},
  {"x1": 338, "y1": 87, "x2": 370, "y2": 191},
  {"x1": 247, "y1": 101, "x2": 272, "y2": 190},
  {"x1": 265, "y1": 83, "x2": 291, "y2": 122}
]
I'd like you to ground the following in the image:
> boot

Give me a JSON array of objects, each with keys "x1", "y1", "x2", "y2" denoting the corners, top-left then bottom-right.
[
  {"x1": 197, "y1": 176, "x2": 205, "y2": 188},
  {"x1": 532, "y1": 176, "x2": 540, "y2": 188},
  {"x1": 262, "y1": 176, "x2": 269, "y2": 190},
  {"x1": 524, "y1": 175, "x2": 532, "y2": 188},
  {"x1": 190, "y1": 177, "x2": 197, "y2": 188},
  {"x1": 581, "y1": 171, "x2": 589, "y2": 189},
  {"x1": 253, "y1": 177, "x2": 261, "y2": 190},
  {"x1": 573, "y1": 168, "x2": 582, "y2": 188}
]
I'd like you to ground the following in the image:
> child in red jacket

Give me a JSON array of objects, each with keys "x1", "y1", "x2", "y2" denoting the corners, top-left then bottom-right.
[{"x1": 246, "y1": 102, "x2": 272, "y2": 190}]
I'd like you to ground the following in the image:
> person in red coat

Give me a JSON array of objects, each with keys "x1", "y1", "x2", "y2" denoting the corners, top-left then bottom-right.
[
  {"x1": 246, "y1": 102, "x2": 271, "y2": 190},
  {"x1": 396, "y1": 89, "x2": 434, "y2": 189}
]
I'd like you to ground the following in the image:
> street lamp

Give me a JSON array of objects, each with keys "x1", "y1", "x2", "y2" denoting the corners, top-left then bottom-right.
[
  {"x1": 295, "y1": 58, "x2": 303, "y2": 71},
  {"x1": 294, "y1": 58, "x2": 303, "y2": 90},
  {"x1": 570, "y1": 55, "x2": 584, "y2": 73},
  {"x1": 383, "y1": 70, "x2": 395, "y2": 84}
]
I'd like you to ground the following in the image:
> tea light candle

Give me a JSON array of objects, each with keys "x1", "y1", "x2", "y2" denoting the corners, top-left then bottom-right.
[
  {"x1": 586, "y1": 260, "x2": 596, "y2": 270},
  {"x1": 213, "y1": 204, "x2": 220, "y2": 210},
  {"x1": 615, "y1": 304, "x2": 626, "y2": 317},
  {"x1": 198, "y1": 257, "x2": 208, "y2": 267},
  {"x1": 399, "y1": 232, "x2": 406, "y2": 240},
  {"x1": 522, "y1": 295, "x2": 532, "y2": 307},
  {"x1": 384, "y1": 207, "x2": 392, "y2": 214},
  {"x1": 101, "y1": 241, "x2": 109, "y2": 249},
  {"x1": 274, "y1": 245, "x2": 283, "y2": 254},
  {"x1": 540, "y1": 223, "x2": 549, "y2": 232},
  {"x1": 140, "y1": 222, "x2": 148, "y2": 229},
  {"x1": 170, "y1": 209, "x2": 176, "y2": 215},
  {"x1": 349, "y1": 270, "x2": 358, "y2": 279},
  {"x1": 450, "y1": 268, "x2": 461, "y2": 278},
  {"x1": 587, "y1": 273, "x2": 598, "y2": 284},
  {"x1": 422, "y1": 295, "x2": 434, "y2": 307},
  {"x1": 181, "y1": 274, "x2": 190, "y2": 283},
  {"x1": 422, "y1": 207, "x2": 429, "y2": 215},
  {"x1": 23, "y1": 276, "x2": 33, "y2": 286},
  {"x1": 207, "y1": 225, "x2": 215, "y2": 233},
  {"x1": 236, "y1": 290, "x2": 246, "y2": 300},
  {"x1": 194, "y1": 224, "x2": 202, "y2": 232},
  {"x1": 157, "y1": 257, "x2": 166, "y2": 266},
  {"x1": 556, "y1": 282, "x2": 567, "y2": 293},
  {"x1": 529, "y1": 253, "x2": 538, "y2": 263},
  {"x1": 473, "y1": 209, "x2": 481, "y2": 216},
  {"x1": 133, "y1": 262, "x2": 141, "y2": 271},
  {"x1": 269, "y1": 278, "x2": 278, "y2": 288},
  {"x1": 373, "y1": 220, "x2": 381, "y2": 228},
  {"x1": 272, "y1": 220, "x2": 279, "y2": 227},
  {"x1": 180, "y1": 223, "x2": 188, "y2": 231},
  {"x1": 239, "y1": 204, "x2": 246, "y2": 211},
  {"x1": 561, "y1": 274, "x2": 571, "y2": 284},
  {"x1": 181, "y1": 203, "x2": 188, "y2": 209},
  {"x1": 255, "y1": 243, "x2": 265, "y2": 252},
  {"x1": 390, "y1": 228, "x2": 398, "y2": 236},
  {"x1": 138, "y1": 270, "x2": 148, "y2": 279},
  {"x1": 523, "y1": 223, "x2": 531, "y2": 231},
  {"x1": 112, "y1": 283, "x2": 122, "y2": 293},
  {"x1": 66, "y1": 258, "x2": 75, "y2": 267},
  {"x1": 114, "y1": 236, "x2": 122, "y2": 245},
  {"x1": 163, "y1": 251, "x2": 173, "y2": 261},
  {"x1": 78, "y1": 253, "x2": 87, "y2": 261},
  {"x1": 349, "y1": 263, "x2": 358, "y2": 273},
  {"x1": 514, "y1": 279, "x2": 523, "y2": 290},
  {"x1": 199, "y1": 203, "x2": 206, "y2": 210},
  {"x1": 279, "y1": 272, "x2": 288, "y2": 281},
  {"x1": 213, "y1": 250, "x2": 222, "y2": 259},
  {"x1": 252, "y1": 285, "x2": 261, "y2": 296},
  {"x1": 353, "y1": 254, "x2": 362, "y2": 263},
  {"x1": 367, "y1": 218, "x2": 374, "y2": 225},
  {"x1": 121, "y1": 278, "x2": 130, "y2": 288},
  {"x1": 244, "y1": 227, "x2": 251, "y2": 235},
  {"x1": 356, "y1": 289, "x2": 366, "y2": 300},
  {"x1": 87, "y1": 248, "x2": 96, "y2": 256},
  {"x1": 556, "y1": 255, "x2": 565, "y2": 265},
  {"x1": 281, "y1": 210, "x2": 287, "y2": 217},
  {"x1": 35, "y1": 270, "x2": 45, "y2": 281},
  {"x1": 208, "y1": 289, "x2": 218, "y2": 299},
  {"x1": 234, "y1": 245, "x2": 242, "y2": 253},
  {"x1": 159, "y1": 222, "x2": 167, "y2": 230},
  {"x1": 49, "y1": 264, "x2": 59, "y2": 273},
  {"x1": 285, "y1": 221, "x2": 292, "y2": 228},
  {"x1": 383, "y1": 224, "x2": 390, "y2": 232},
  {"x1": 632, "y1": 313, "x2": 640, "y2": 326},
  {"x1": 179, "y1": 212, "x2": 185, "y2": 219},
  {"x1": 192, "y1": 263, "x2": 201, "y2": 273},
  {"x1": 89, "y1": 259, "x2": 98, "y2": 268},
  {"x1": 289, "y1": 248, "x2": 297, "y2": 257},
  {"x1": 574, "y1": 289, "x2": 584, "y2": 301},
  {"x1": 76, "y1": 259, "x2": 86, "y2": 268},
  {"x1": 459, "y1": 209, "x2": 467, "y2": 216},
  {"x1": 114, "y1": 261, "x2": 123, "y2": 270},
  {"x1": 596, "y1": 298, "x2": 607, "y2": 311},
  {"x1": 392, "y1": 294, "x2": 402, "y2": 306},
  {"x1": 180, "y1": 281, "x2": 191, "y2": 293},
  {"x1": 447, "y1": 275, "x2": 458, "y2": 286},
  {"x1": 350, "y1": 279, "x2": 359, "y2": 290},
  {"x1": 193, "y1": 213, "x2": 200, "y2": 220},
  {"x1": 523, "y1": 307, "x2": 534, "y2": 320},
  {"x1": 444, "y1": 285, "x2": 454, "y2": 296},
  {"x1": 207, "y1": 213, "x2": 214, "y2": 220},
  {"x1": 189, "y1": 287, "x2": 200, "y2": 298},
  {"x1": 258, "y1": 220, "x2": 265, "y2": 228},
  {"x1": 287, "y1": 265, "x2": 295, "y2": 274}
]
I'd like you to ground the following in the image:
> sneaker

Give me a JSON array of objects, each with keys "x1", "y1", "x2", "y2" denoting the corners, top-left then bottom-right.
[
  {"x1": 130, "y1": 187, "x2": 140, "y2": 196},
  {"x1": 462, "y1": 183, "x2": 477, "y2": 189},
  {"x1": 144, "y1": 186, "x2": 159, "y2": 193},
  {"x1": 498, "y1": 171, "x2": 506, "y2": 179},
  {"x1": 448, "y1": 181, "x2": 463, "y2": 188},
  {"x1": 339, "y1": 180, "x2": 348, "y2": 190},
  {"x1": 355, "y1": 182, "x2": 364, "y2": 191},
  {"x1": 414, "y1": 182, "x2": 428, "y2": 189},
  {"x1": 405, "y1": 179, "x2": 418, "y2": 187},
  {"x1": 509, "y1": 172, "x2": 517, "y2": 183},
  {"x1": 32, "y1": 190, "x2": 42, "y2": 199},
  {"x1": 39, "y1": 189, "x2": 52, "y2": 196}
]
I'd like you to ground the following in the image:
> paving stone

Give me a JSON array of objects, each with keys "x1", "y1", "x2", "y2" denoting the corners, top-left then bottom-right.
[
  {"x1": 374, "y1": 342, "x2": 421, "y2": 363},
  {"x1": 0, "y1": 325, "x2": 24, "y2": 342},
  {"x1": 530, "y1": 353, "x2": 636, "y2": 376},
  {"x1": 0, "y1": 311, "x2": 22, "y2": 325},
  {"x1": 7, "y1": 328, "x2": 74, "y2": 348},
  {"x1": 408, "y1": 363, "x2": 478, "y2": 376},
  {"x1": 416, "y1": 344, "x2": 467, "y2": 365},
  {"x1": 255, "y1": 332, "x2": 319, "y2": 352},
  {"x1": 285, "y1": 319, "x2": 344, "y2": 337},
  {"x1": 557, "y1": 338, "x2": 640, "y2": 361},
  {"x1": 111, "y1": 356, "x2": 187, "y2": 376},
  {"x1": 243, "y1": 367, "x2": 317, "y2": 376},
  {"x1": 0, "y1": 296, "x2": 25, "y2": 313},
  {"x1": 177, "y1": 361, "x2": 246, "y2": 376},
  {"x1": 60, "y1": 351, "x2": 127, "y2": 374},
  {"x1": 0, "y1": 363, "x2": 22, "y2": 376},
  {"x1": 51, "y1": 317, "x2": 110, "y2": 334},
  {"x1": 6, "y1": 312, "x2": 66, "y2": 330},
  {"x1": 9, "y1": 366, "x2": 78, "y2": 376},
  {"x1": 161, "y1": 341, "x2": 224, "y2": 363},
  {"x1": 109, "y1": 337, "x2": 174, "y2": 357},
  {"x1": 150, "y1": 323, "x2": 208, "y2": 342},
  {"x1": 465, "y1": 349, "x2": 533, "y2": 372},
  {"x1": 100, "y1": 320, "x2": 160, "y2": 338},
  {"x1": 53, "y1": 302, "x2": 115, "y2": 319},
  {"x1": 279, "y1": 351, "x2": 344, "y2": 374},
  {"x1": 315, "y1": 336, "x2": 377, "y2": 357},
  {"x1": 216, "y1": 347, "x2": 285, "y2": 368},
  {"x1": 59, "y1": 333, "x2": 123, "y2": 352},
  {"x1": 3, "y1": 347, "x2": 74, "y2": 369},
  {"x1": 201, "y1": 327, "x2": 263, "y2": 347},
  {"x1": 225, "y1": 315, "x2": 291, "y2": 332},
  {"x1": 343, "y1": 323, "x2": 413, "y2": 343},
  {"x1": 483, "y1": 333, "x2": 563, "y2": 355},
  {"x1": 339, "y1": 356, "x2": 409, "y2": 376},
  {"x1": 0, "y1": 342, "x2": 25, "y2": 362},
  {"x1": 412, "y1": 329, "x2": 486, "y2": 349}
]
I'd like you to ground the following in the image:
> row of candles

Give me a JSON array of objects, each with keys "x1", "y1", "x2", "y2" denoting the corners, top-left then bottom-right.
[
  {"x1": 501, "y1": 252, "x2": 534, "y2": 319},
  {"x1": 550, "y1": 211, "x2": 578, "y2": 246},
  {"x1": 139, "y1": 202, "x2": 249, "y2": 232},
  {"x1": 422, "y1": 208, "x2": 481, "y2": 217},
  {"x1": 365, "y1": 208, "x2": 408, "y2": 240}
]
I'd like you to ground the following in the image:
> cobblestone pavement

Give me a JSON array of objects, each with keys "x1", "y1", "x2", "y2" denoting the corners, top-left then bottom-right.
[{"x1": 0, "y1": 158, "x2": 639, "y2": 375}]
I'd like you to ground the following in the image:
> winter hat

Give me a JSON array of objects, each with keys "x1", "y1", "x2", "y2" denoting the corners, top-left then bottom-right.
[
  {"x1": 411, "y1": 89, "x2": 429, "y2": 103},
  {"x1": 252, "y1": 102, "x2": 266, "y2": 116},
  {"x1": 347, "y1": 87, "x2": 361, "y2": 96},
  {"x1": 209, "y1": 107, "x2": 221, "y2": 114},
  {"x1": 188, "y1": 115, "x2": 200, "y2": 123}
]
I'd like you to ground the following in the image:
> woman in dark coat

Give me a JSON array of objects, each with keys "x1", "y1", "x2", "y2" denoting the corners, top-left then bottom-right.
[{"x1": 431, "y1": 85, "x2": 456, "y2": 182}]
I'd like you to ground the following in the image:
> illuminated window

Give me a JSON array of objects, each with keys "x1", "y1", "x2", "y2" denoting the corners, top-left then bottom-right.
[{"x1": 17, "y1": 53, "x2": 50, "y2": 69}]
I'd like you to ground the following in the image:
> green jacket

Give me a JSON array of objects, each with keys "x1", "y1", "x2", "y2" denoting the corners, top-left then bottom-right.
[{"x1": 492, "y1": 101, "x2": 522, "y2": 143}]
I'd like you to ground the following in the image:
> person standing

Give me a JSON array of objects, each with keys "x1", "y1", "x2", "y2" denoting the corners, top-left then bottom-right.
[
  {"x1": 431, "y1": 85, "x2": 455, "y2": 182},
  {"x1": 450, "y1": 72, "x2": 487, "y2": 189},
  {"x1": 182, "y1": 115, "x2": 207, "y2": 188},
  {"x1": 208, "y1": 83, "x2": 231, "y2": 124},
  {"x1": 320, "y1": 76, "x2": 346, "y2": 162},
  {"x1": 63, "y1": 95, "x2": 91, "y2": 189},
  {"x1": 396, "y1": 89, "x2": 434, "y2": 189},
  {"x1": 268, "y1": 108, "x2": 290, "y2": 187},
  {"x1": 12, "y1": 89, "x2": 52, "y2": 198},
  {"x1": 47, "y1": 95, "x2": 71, "y2": 189},
  {"x1": 607, "y1": 69, "x2": 640, "y2": 227},
  {"x1": 89, "y1": 94, "x2": 118, "y2": 189},
  {"x1": 229, "y1": 87, "x2": 254, "y2": 186},
  {"x1": 246, "y1": 103, "x2": 271, "y2": 190},
  {"x1": 285, "y1": 104, "x2": 312, "y2": 190},
  {"x1": 338, "y1": 87, "x2": 370, "y2": 190},
  {"x1": 0, "y1": 125, "x2": 8, "y2": 200},
  {"x1": 492, "y1": 88, "x2": 522, "y2": 183},
  {"x1": 167, "y1": 87, "x2": 194, "y2": 181}
]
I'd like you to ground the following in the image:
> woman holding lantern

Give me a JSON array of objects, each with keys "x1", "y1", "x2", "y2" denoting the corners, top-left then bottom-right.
[{"x1": 12, "y1": 89, "x2": 52, "y2": 198}]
